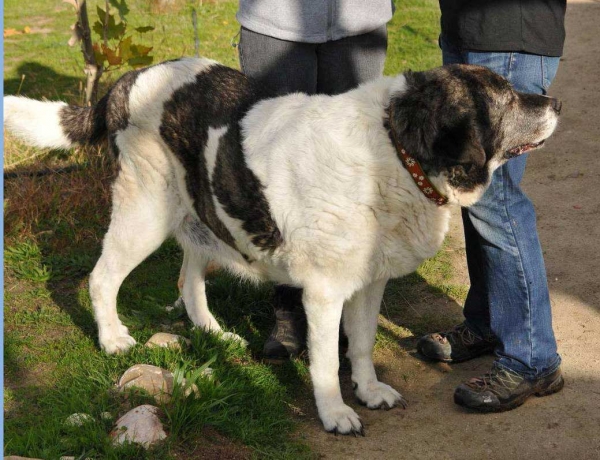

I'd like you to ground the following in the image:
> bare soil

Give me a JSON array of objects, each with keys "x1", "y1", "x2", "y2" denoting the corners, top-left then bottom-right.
[{"x1": 301, "y1": 2, "x2": 600, "y2": 458}]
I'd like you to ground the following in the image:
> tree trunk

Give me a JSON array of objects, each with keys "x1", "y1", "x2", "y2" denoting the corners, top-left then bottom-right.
[{"x1": 75, "y1": 0, "x2": 102, "y2": 105}]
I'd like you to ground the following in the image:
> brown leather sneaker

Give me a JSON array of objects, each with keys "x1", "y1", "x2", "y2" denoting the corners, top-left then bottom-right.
[
  {"x1": 262, "y1": 309, "x2": 307, "y2": 359},
  {"x1": 454, "y1": 364, "x2": 564, "y2": 412},
  {"x1": 263, "y1": 285, "x2": 306, "y2": 360},
  {"x1": 417, "y1": 323, "x2": 497, "y2": 363}
]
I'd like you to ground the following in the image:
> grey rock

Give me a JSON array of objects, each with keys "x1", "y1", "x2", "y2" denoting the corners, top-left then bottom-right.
[
  {"x1": 118, "y1": 364, "x2": 199, "y2": 403},
  {"x1": 5, "y1": 457, "x2": 44, "y2": 460},
  {"x1": 110, "y1": 405, "x2": 167, "y2": 447},
  {"x1": 145, "y1": 332, "x2": 191, "y2": 350}
]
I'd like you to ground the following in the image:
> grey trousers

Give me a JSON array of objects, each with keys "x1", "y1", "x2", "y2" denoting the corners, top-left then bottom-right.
[{"x1": 238, "y1": 25, "x2": 388, "y2": 96}]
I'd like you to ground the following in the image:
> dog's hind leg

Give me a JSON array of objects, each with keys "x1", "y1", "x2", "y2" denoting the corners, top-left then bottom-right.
[
  {"x1": 89, "y1": 142, "x2": 177, "y2": 354},
  {"x1": 177, "y1": 240, "x2": 248, "y2": 345},
  {"x1": 343, "y1": 279, "x2": 407, "y2": 410}
]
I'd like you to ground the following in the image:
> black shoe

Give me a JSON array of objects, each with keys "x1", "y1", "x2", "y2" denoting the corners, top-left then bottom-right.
[
  {"x1": 454, "y1": 364, "x2": 564, "y2": 413},
  {"x1": 416, "y1": 323, "x2": 497, "y2": 363},
  {"x1": 263, "y1": 286, "x2": 306, "y2": 360},
  {"x1": 263, "y1": 310, "x2": 307, "y2": 359}
]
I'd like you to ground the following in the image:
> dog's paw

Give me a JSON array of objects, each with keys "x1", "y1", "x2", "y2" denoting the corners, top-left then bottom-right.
[
  {"x1": 319, "y1": 403, "x2": 364, "y2": 436},
  {"x1": 355, "y1": 381, "x2": 407, "y2": 410},
  {"x1": 100, "y1": 334, "x2": 137, "y2": 354},
  {"x1": 220, "y1": 331, "x2": 249, "y2": 347},
  {"x1": 118, "y1": 323, "x2": 131, "y2": 336}
]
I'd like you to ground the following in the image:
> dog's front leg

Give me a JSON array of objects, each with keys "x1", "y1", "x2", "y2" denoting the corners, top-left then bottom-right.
[
  {"x1": 303, "y1": 287, "x2": 363, "y2": 435},
  {"x1": 343, "y1": 279, "x2": 407, "y2": 410}
]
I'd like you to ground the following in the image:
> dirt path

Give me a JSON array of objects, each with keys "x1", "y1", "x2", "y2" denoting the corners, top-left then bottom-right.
[{"x1": 302, "y1": 2, "x2": 600, "y2": 458}]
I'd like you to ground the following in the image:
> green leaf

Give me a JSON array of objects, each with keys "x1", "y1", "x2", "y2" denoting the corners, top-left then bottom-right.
[
  {"x1": 109, "y1": 0, "x2": 130, "y2": 21},
  {"x1": 105, "y1": 15, "x2": 127, "y2": 40},
  {"x1": 96, "y1": 5, "x2": 106, "y2": 25},
  {"x1": 130, "y1": 44, "x2": 153, "y2": 56},
  {"x1": 118, "y1": 36, "x2": 133, "y2": 61},
  {"x1": 134, "y1": 26, "x2": 154, "y2": 34},
  {"x1": 127, "y1": 55, "x2": 153, "y2": 68},
  {"x1": 94, "y1": 4, "x2": 126, "y2": 41},
  {"x1": 92, "y1": 20, "x2": 104, "y2": 38}
]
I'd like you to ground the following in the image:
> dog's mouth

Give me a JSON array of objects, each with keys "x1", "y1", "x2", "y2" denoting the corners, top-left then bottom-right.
[{"x1": 506, "y1": 140, "x2": 545, "y2": 157}]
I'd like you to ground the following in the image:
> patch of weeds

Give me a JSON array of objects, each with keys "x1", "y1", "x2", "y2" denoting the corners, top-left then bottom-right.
[
  {"x1": 164, "y1": 356, "x2": 226, "y2": 438},
  {"x1": 5, "y1": 241, "x2": 53, "y2": 282},
  {"x1": 24, "y1": 287, "x2": 52, "y2": 300},
  {"x1": 160, "y1": 330, "x2": 309, "y2": 455},
  {"x1": 4, "y1": 387, "x2": 16, "y2": 411},
  {"x1": 45, "y1": 251, "x2": 97, "y2": 280},
  {"x1": 11, "y1": 304, "x2": 73, "y2": 327}
]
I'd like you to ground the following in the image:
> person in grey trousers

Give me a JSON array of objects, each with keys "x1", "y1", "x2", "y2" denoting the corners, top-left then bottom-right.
[{"x1": 236, "y1": 0, "x2": 393, "y2": 359}]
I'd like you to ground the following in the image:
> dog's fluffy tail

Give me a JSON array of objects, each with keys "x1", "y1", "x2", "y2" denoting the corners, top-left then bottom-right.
[{"x1": 4, "y1": 95, "x2": 108, "y2": 149}]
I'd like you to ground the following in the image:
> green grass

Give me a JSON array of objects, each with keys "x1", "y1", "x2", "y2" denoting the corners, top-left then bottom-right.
[
  {"x1": 5, "y1": 244, "x2": 313, "y2": 459},
  {"x1": 3, "y1": 0, "x2": 467, "y2": 458}
]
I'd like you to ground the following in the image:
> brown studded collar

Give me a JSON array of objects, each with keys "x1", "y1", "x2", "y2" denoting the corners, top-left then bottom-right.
[{"x1": 387, "y1": 115, "x2": 449, "y2": 207}]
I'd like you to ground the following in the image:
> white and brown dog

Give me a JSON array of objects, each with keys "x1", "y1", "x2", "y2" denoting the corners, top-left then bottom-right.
[{"x1": 4, "y1": 58, "x2": 560, "y2": 434}]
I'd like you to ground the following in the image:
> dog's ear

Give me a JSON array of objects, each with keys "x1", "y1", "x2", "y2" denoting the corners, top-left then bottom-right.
[
  {"x1": 388, "y1": 71, "x2": 438, "y2": 163},
  {"x1": 388, "y1": 70, "x2": 486, "y2": 169},
  {"x1": 432, "y1": 117, "x2": 486, "y2": 168}
]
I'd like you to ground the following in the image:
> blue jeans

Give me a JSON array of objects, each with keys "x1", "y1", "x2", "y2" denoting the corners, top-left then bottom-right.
[{"x1": 442, "y1": 38, "x2": 562, "y2": 378}]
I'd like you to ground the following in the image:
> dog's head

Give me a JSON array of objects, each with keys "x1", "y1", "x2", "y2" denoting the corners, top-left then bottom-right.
[{"x1": 387, "y1": 64, "x2": 561, "y2": 206}]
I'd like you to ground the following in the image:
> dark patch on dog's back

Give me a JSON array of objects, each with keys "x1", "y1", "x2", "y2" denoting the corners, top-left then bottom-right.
[
  {"x1": 105, "y1": 69, "x2": 145, "y2": 132},
  {"x1": 160, "y1": 64, "x2": 282, "y2": 254},
  {"x1": 212, "y1": 124, "x2": 283, "y2": 251},
  {"x1": 105, "y1": 68, "x2": 147, "y2": 156}
]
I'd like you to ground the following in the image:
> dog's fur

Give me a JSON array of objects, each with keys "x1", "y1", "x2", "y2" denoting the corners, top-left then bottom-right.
[{"x1": 4, "y1": 58, "x2": 560, "y2": 434}]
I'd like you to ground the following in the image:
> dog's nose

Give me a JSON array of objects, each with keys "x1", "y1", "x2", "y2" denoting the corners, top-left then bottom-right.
[{"x1": 551, "y1": 98, "x2": 562, "y2": 115}]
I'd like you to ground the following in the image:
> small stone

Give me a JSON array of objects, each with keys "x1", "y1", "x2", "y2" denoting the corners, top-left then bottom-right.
[
  {"x1": 64, "y1": 413, "x2": 94, "y2": 426},
  {"x1": 118, "y1": 364, "x2": 175, "y2": 404},
  {"x1": 5, "y1": 457, "x2": 44, "y2": 460},
  {"x1": 118, "y1": 364, "x2": 199, "y2": 403},
  {"x1": 110, "y1": 405, "x2": 167, "y2": 448},
  {"x1": 145, "y1": 332, "x2": 191, "y2": 350},
  {"x1": 172, "y1": 296, "x2": 186, "y2": 310},
  {"x1": 201, "y1": 367, "x2": 214, "y2": 380}
]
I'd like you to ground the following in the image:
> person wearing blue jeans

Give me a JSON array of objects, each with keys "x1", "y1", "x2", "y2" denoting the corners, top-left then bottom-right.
[{"x1": 417, "y1": 1, "x2": 567, "y2": 412}]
